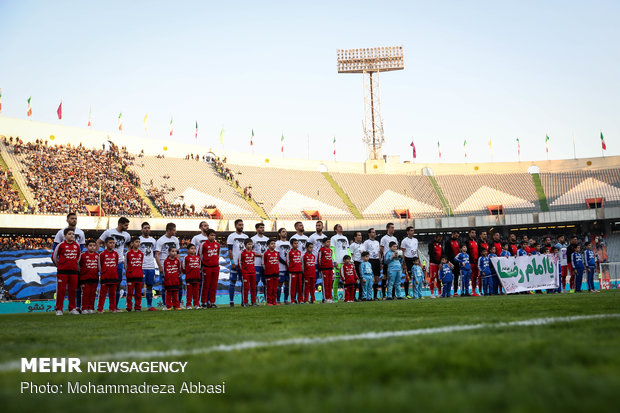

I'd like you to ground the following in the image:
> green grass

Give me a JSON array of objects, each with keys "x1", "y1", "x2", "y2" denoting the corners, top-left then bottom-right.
[{"x1": 1, "y1": 291, "x2": 619, "y2": 413}]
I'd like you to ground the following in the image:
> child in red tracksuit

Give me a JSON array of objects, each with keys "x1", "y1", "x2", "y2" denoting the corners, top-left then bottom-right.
[
  {"x1": 263, "y1": 239, "x2": 280, "y2": 306},
  {"x1": 201, "y1": 229, "x2": 220, "y2": 308},
  {"x1": 78, "y1": 239, "x2": 99, "y2": 314},
  {"x1": 303, "y1": 243, "x2": 317, "y2": 303},
  {"x1": 341, "y1": 255, "x2": 359, "y2": 303},
  {"x1": 239, "y1": 239, "x2": 258, "y2": 307},
  {"x1": 98, "y1": 237, "x2": 120, "y2": 313},
  {"x1": 163, "y1": 247, "x2": 182, "y2": 310},
  {"x1": 52, "y1": 228, "x2": 81, "y2": 315},
  {"x1": 288, "y1": 239, "x2": 303, "y2": 304},
  {"x1": 125, "y1": 237, "x2": 144, "y2": 312},
  {"x1": 184, "y1": 244, "x2": 201, "y2": 309},
  {"x1": 318, "y1": 239, "x2": 334, "y2": 303}
]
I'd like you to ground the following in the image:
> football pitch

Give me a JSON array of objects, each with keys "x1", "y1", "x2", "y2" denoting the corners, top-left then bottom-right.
[{"x1": 1, "y1": 291, "x2": 619, "y2": 413}]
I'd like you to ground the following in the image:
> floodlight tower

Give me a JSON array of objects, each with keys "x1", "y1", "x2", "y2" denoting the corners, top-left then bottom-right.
[{"x1": 337, "y1": 46, "x2": 404, "y2": 160}]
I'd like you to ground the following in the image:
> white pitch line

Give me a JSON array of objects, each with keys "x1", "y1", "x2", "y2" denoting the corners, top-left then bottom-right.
[{"x1": 1, "y1": 313, "x2": 618, "y2": 373}]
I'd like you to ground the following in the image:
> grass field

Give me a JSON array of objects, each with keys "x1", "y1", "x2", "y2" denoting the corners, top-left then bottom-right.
[{"x1": 1, "y1": 291, "x2": 619, "y2": 413}]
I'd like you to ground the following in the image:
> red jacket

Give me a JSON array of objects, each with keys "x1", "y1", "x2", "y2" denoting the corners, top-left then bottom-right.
[
  {"x1": 99, "y1": 249, "x2": 119, "y2": 283},
  {"x1": 428, "y1": 241, "x2": 443, "y2": 265},
  {"x1": 263, "y1": 250, "x2": 280, "y2": 277},
  {"x1": 163, "y1": 257, "x2": 181, "y2": 289},
  {"x1": 341, "y1": 263, "x2": 358, "y2": 284},
  {"x1": 240, "y1": 250, "x2": 256, "y2": 275},
  {"x1": 466, "y1": 239, "x2": 479, "y2": 263},
  {"x1": 303, "y1": 252, "x2": 316, "y2": 278},
  {"x1": 184, "y1": 255, "x2": 201, "y2": 283},
  {"x1": 126, "y1": 249, "x2": 144, "y2": 282},
  {"x1": 479, "y1": 241, "x2": 489, "y2": 254},
  {"x1": 318, "y1": 247, "x2": 333, "y2": 271},
  {"x1": 201, "y1": 240, "x2": 220, "y2": 267},
  {"x1": 288, "y1": 249, "x2": 302, "y2": 272},
  {"x1": 78, "y1": 252, "x2": 99, "y2": 283},
  {"x1": 53, "y1": 241, "x2": 80, "y2": 274}
]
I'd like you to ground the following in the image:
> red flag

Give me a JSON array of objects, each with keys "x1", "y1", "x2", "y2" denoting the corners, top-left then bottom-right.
[
  {"x1": 410, "y1": 140, "x2": 416, "y2": 159},
  {"x1": 57, "y1": 101, "x2": 62, "y2": 120}
]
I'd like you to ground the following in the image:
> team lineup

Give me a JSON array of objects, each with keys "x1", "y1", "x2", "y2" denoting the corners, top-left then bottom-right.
[{"x1": 51, "y1": 213, "x2": 599, "y2": 314}]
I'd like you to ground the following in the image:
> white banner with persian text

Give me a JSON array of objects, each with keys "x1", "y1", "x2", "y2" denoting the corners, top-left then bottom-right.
[{"x1": 490, "y1": 255, "x2": 559, "y2": 294}]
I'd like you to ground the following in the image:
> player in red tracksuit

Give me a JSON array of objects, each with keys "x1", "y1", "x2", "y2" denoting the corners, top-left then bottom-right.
[
  {"x1": 239, "y1": 239, "x2": 258, "y2": 306},
  {"x1": 163, "y1": 247, "x2": 182, "y2": 309},
  {"x1": 318, "y1": 239, "x2": 334, "y2": 302},
  {"x1": 200, "y1": 229, "x2": 220, "y2": 308},
  {"x1": 184, "y1": 244, "x2": 202, "y2": 309},
  {"x1": 288, "y1": 239, "x2": 303, "y2": 304},
  {"x1": 263, "y1": 239, "x2": 280, "y2": 306},
  {"x1": 445, "y1": 231, "x2": 461, "y2": 295},
  {"x1": 78, "y1": 239, "x2": 99, "y2": 313},
  {"x1": 98, "y1": 237, "x2": 120, "y2": 313},
  {"x1": 52, "y1": 228, "x2": 81, "y2": 314},
  {"x1": 303, "y1": 243, "x2": 317, "y2": 303},
  {"x1": 466, "y1": 230, "x2": 481, "y2": 296},
  {"x1": 125, "y1": 237, "x2": 145, "y2": 312},
  {"x1": 427, "y1": 234, "x2": 443, "y2": 298},
  {"x1": 341, "y1": 256, "x2": 359, "y2": 302}
]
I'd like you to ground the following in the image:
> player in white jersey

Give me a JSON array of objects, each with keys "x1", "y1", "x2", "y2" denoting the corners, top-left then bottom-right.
[
  {"x1": 330, "y1": 224, "x2": 350, "y2": 302},
  {"x1": 251, "y1": 222, "x2": 269, "y2": 299},
  {"x1": 362, "y1": 227, "x2": 381, "y2": 300},
  {"x1": 349, "y1": 231, "x2": 363, "y2": 301},
  {"x1": 97, "y1": 217, "x2": 131, "y2": 307},
  {"x1": 289, "y1": 221, "x2": 309, "y2": 253},
  {"x1": 139, "y1": 221, "x2": 158, "y2": 310},
  {"x1": 190, "y1": 221, "x2": 209, "y2": 306},
  {"x1": 226, "y1": 219, "x2": 248, "y2": 307},
  {"x1": 400, "y1": 226, "x2": 419, "y2": 298},
  {"x1": 379, "y1": 223, "x2": 398, "y2": 298},
  {"x1": 155, "y1": 222, "x2": 180, "y2": 306},
  {"x1": 275, "y1": 228, "x2": 291, "y2": 304},
  {"x1": 53, "y1": 212, "x2": 86, "y2": 310},
  {"x1": 308, "y1": 220, "x2": 327, "y2": 259}
]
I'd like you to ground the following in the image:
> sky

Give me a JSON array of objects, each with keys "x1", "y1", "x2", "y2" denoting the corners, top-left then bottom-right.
[{"x1": 0, "y1": 0, "x2": 618, "y2": 164}]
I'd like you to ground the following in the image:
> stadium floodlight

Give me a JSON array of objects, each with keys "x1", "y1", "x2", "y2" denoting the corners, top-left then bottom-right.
[{"x1": 337, "y1": 46, "x2": 404, "y2": 160}]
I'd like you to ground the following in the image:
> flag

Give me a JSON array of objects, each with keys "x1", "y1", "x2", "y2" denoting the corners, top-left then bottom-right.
[
  {"x1": 88, "y1": 106, "x2": 92, "y2": 127},
  {"x1": 333, "y1": 136, "x2": 336, "y2": 156},
  {"x1": 219, "y1": 127, "x2": 224, "y2": 144},
  {"x1": 545, "y1": 134, "x2": 549, "y2": 153},
  {"x1": 488, "y1": 138, "x2": 493, "y2": 150},
  {"x1": 463, "y1": 139, "x2": 468, "y2": 158},
  {"x1": 169, "y1": 116, "x2": 173, "y2": 137},
  {"x1": 0, "y1": 88, "x2": 3, "y2": 113},
  {"x1": 601, "y1": 132, "x2": 607, "y2": 151},
  {"x1": 250, "y1": 129, "x2": 254, "y2": 147},
  {"x1": 410, "y1": 140, "x2": 416, "y2": 159},
  {"x1": 516, "y1": 138, "x2": 521, "y2": 157},
  {"x1": 118, "y1": 112, "x2": 123, "y2": 131},
  {"x1": 281, "y1": 133, "x2": 284, "y2": 153},
  {"x1": 57, "y1": 101, "x2": 62, "y2": 120},
  {"x1": 27, "y1": 96, "x2": 32, "y2": 117},
  {"x1": 195, "y1": 121, "x2": 198, "y2": 140},
  {"x1": 437, "y1": 141, "x2": 441, "y2": 159},
  {"x1": 143, "y1": 114, "x2": 148, "y2": 132}
]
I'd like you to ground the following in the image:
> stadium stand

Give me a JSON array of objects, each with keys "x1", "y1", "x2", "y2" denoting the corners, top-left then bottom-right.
[
  {"x1": 5, "y1": 138, "x2": 151, "y2": 216},
  {"x1": 133, "y1": 156, "x2": 257, "y2": 219},
  {"x1": 225, "y1": 163, "x2": 355, "y2": 220},
  {"x1": 0, "y1": 166, "x2": 28, "y2": 214},
  {"x1": 540, "y1": 169, "x2": 620, "y2": 210},
  {"x1": 329, "y1": 172, "x2": 444, "y2": 219},
  {"x1": 434, "y1": 173, "x2": 540, "y2": 216}
]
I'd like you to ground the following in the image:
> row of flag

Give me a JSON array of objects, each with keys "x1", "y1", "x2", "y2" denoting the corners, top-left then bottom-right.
[{"x1": 411, "y1": 133, "x2": 608, "y2": 160}]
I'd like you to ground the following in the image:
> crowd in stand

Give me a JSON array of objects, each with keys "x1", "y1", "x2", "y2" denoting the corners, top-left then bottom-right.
[
  {"x1": 0, "y1": 236, "x2": 53, "y2": 251},
  {"x1": 6, "y1": 137, "x2": 151, "y2": 216},
  {"x1": 0, "y1": 168, "x2": 30, "y2": 213},
  {"x1": 145, "y1": 185, "x2": 212, "y2": 218}
]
